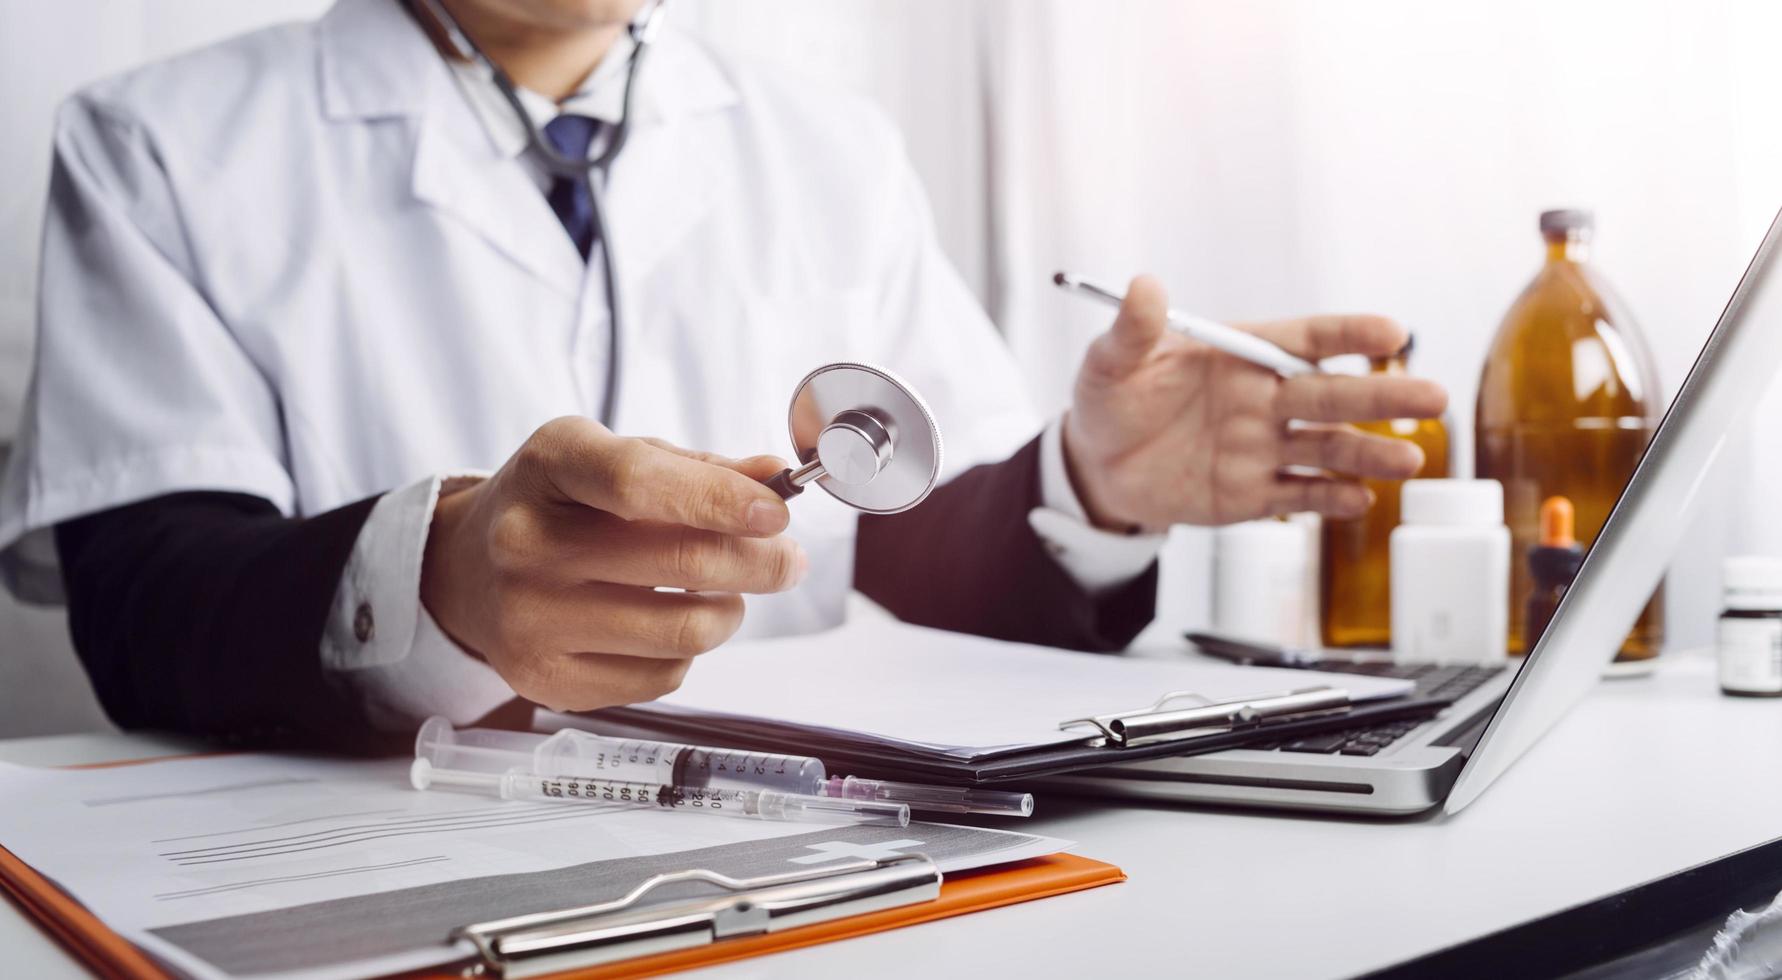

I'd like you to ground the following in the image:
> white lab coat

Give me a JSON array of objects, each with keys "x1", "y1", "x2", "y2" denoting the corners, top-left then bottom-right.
[{"x1": 0, "y1": 0, "x2": 1043, "y2": 640}]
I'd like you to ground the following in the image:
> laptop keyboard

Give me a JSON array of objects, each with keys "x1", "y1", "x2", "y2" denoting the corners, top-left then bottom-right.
[{"x1": 1249, "y1": 663, "x2": 1504, "y2": 757}]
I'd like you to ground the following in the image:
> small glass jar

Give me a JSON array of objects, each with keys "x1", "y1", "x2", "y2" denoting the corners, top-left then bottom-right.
[{"x1": 1718, "y1": 556, "x2": 1782, "y2": 697}]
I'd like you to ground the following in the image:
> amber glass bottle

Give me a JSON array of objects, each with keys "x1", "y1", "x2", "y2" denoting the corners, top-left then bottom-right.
[
  {"x1": 1475, "y1": 210, "x2": 1664, "y2": 660},
  {"x1": 1320, "y1": 340, "x2": 1450, "y2": 648}
]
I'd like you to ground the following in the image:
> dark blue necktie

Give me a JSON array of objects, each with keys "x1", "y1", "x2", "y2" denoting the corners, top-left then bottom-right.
[{"x1": 543, "y1": 114, "x2": 601, "y2": 260}]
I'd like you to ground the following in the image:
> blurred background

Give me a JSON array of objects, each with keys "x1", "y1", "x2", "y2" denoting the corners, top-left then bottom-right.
[{"x1": 5, "y1": 0, "x2": 1782, "y2": 734}]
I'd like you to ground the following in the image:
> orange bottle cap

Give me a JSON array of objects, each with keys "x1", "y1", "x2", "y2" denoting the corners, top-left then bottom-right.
[{"x1": 1539, "y1": 496, "x2": 1576, "y2": 548}]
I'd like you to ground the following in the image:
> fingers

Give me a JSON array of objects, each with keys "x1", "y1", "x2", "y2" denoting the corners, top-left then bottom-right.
[
  {"x1": 1281, "y1": 425, "x2": 1426, "y2": 480},
  {"x1": 639, "y1": 438, "x2": 790, "y2": 482},
  {"x1": 1085, "y1": 274, "x2": 1169, "y2": 379},
  {"x1": 517, "y1": 514, "x2": 806, "y2": 593},
  {"x1": 526, "y1": 418, "x2": 792, "y2": 537},
  {"x1": 1270, "y1": 473, "x2": 1374, "y2": 519},
  {"x1": 1247, "y1": 314, "x2": 1409, "y2": 361},
  {"x1": 1273, "y1": 373, "x2": 1448, "y2": 423},
  {"x1": 552, "y1": 585, "x2": 746, "y2": 661},
  {"x1": 501, "y1": 587, "x2": 749, "y2": 709},
  {"x1": 727, "y1": 454, "x2": 796, "y2": 482},
  {"x1": 509, "y1": 652, "x2": 697, "y2": 712}
]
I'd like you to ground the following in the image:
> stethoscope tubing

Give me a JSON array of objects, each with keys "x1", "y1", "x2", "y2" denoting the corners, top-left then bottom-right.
[{"x1": 409, "y1": 0, "x2": 659, "y2": 428}]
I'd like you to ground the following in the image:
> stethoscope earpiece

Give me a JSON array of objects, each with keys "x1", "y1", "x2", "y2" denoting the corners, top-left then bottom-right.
[{"x1": 764, "y1": 363, "x2": 943, "y2": 515}]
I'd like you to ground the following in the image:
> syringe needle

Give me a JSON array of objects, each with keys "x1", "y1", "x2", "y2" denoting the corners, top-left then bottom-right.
[{"x1": 825, "y1": 776, "x2": 1035, "y2": 817}]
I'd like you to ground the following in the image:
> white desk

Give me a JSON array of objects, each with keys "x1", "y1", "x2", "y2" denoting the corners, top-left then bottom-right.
[{"x1": 5, "y1": 650, "x2": 1779, "y2": 979}]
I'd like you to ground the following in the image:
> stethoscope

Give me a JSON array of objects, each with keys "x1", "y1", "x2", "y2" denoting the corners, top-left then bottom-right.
[
  {"x1": 411, "y1": 0, "x2": 666, "y2": 430},
  {"x1": 408, "y1": 1, "x2": 944, "y2": 515}
]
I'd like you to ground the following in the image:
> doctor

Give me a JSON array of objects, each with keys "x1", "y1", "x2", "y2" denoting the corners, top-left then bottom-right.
[{"x1": 0, "y1": 0, "x2": 1445, "y2": 748}]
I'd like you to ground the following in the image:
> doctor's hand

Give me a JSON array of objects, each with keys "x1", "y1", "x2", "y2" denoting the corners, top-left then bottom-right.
[
  {"x1": 1062, "y1": 275, "x2": 1449, "y2": 531},
  {"x1": 419, "y1": 418, "x2": 807, "y2": 712}
]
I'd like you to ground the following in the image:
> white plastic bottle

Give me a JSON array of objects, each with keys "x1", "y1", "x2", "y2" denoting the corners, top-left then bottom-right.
[
  {"x1": 1213, "y1": 518, "x2": 1313, "y2": 647},
  {"x1": 1390, "y1": 480, "x2": 1510, "y2": 665}
]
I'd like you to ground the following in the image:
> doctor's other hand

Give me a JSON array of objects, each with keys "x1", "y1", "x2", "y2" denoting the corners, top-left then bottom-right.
[
  {"x1": 1063, "y1": 275, "x2": 1449, "y2": 531},
  {"x1": 419, "y1": 418, "x2": 807, "y2": 712}
]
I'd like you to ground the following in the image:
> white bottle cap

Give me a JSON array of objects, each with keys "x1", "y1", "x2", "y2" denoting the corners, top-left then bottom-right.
[
  {"x1": 1723, "y1": 556, "x2": 1782, "y2": 611},
  {"x1": 1399, "y1": 479, "x2": 1504, "y2": 527},
  {"x1": 1213, "y1": 517, "x2": 1303, "y2": 548}
]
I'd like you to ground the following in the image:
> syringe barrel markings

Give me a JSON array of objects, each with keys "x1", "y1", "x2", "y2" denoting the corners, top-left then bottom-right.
[
  {"x1": 540, "y1": 730, "x2": 826, "y2": 794},
  {"x1": 415, "y1": 717, "x2": 826, "y2": 793},
  {"x1": 409, "y1": 759, "x2": 908, "y2": 827}
]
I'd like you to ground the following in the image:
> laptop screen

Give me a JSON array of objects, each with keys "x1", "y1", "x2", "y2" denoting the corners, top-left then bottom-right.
[{"x1": 1446, "y1": 206, "x2": 1782, "y2": 813}]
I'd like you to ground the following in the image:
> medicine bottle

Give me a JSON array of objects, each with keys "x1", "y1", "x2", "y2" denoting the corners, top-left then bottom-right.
[
  {"x1": 1214, "y1": 517, "x2": 1313, "y2": 647},
  {"x1": 1718, "y1": 557, "x2": 1782, "y2": 697},
  {"x1": 1524, "y1": 496, "x2": 1585, "y2": 654},
  {"x1": 1320, "y1": 337, "x2": 1450, "y2": 648},
  {"x1": 1389, "y1": 480, "x2": 1509, "y2": 665},
  {"x1": 1475, "y1": 209, "x2": 1664, "y2": 660}
]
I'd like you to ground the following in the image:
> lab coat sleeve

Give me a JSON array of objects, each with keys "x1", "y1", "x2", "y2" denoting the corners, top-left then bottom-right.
[
  {"x1": 0, "y1": 97, "x2": 295, "y2": 599},
  {"x1": 323, "y1": 473, "x2": 518, "y2": 730},
  {"x1": 862, "y1": 130, "x2": 1038, "y2": 474},
  {"x1": 850, "y1": 122, "x2": 1158, "y2": 644},
  {"x1": 855, "y1": 124, "x2": 1160, "y2": 586}
]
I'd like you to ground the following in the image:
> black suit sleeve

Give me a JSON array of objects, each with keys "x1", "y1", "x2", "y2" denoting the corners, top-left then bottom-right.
[
  {"x1": 54, "y1": 491, "x2": 402, "y2": 752},
  {"x1": 854, "y1": 434, "x2": 1158, "y2": 651}
]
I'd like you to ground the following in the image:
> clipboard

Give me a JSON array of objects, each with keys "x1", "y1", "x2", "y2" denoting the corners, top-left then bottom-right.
[
  {"x1": 453, "y1": 854, "x2": 943, "y2": 978},
  {"x1": 0, "y1": 841, "x2": 1121, "y2": 980},
  {"x1": 0, "y1": 757, "x2": 1125, "y2": 980},
  {"x1": 585, "y1": 689, "x2": 1451, "y2": 786}
]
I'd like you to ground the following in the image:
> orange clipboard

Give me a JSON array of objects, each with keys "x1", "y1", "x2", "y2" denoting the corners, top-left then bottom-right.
[{"x1": 0, "y1": 756, "x2": 1125, "y2": 979}]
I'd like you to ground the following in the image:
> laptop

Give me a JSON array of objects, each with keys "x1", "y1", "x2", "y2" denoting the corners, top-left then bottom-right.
[{"x1": 1049, "y1": 206, "x2": 1782, "y2": 816}]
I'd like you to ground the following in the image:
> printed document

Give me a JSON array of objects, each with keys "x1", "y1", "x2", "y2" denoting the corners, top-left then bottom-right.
[{"x1": 0, "y1": 754, "x2": 1068, "y2": 979}]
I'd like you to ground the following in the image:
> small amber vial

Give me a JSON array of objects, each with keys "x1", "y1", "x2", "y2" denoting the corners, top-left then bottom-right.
[
  {"x1": 1320, "y1": 338, "x2": 1450, "y2": 648},
  {"x1": 1524, "y1": 496, "x2": 1585, "y2": 654}
]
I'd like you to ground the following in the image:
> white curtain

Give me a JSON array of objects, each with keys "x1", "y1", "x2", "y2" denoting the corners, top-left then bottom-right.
[
  {"x1": 3, "y1": 0, "x2": 1777, "y2": 650},
  {"x1": 689, "y1": 0, "x2": 1782, "y2": 648}
]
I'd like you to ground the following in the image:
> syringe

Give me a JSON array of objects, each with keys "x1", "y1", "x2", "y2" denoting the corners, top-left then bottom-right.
[
  {"x1": 410, "y1": 758, "x2": 910, "y2": 827},
  {"x1": 415, "y1": 717, "x2": 1035, "y2": 817},
  {"x1": 416, "y1": 716, "x2": 824, "y2": 793},
  {"x1": 823, "y1": 777, "x2": 1036, "y2": 817}
]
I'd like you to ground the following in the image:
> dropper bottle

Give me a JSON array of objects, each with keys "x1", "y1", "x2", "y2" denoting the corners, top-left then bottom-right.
[{"x1": 1524, "y1": 495, "x2": 1585, "y2": 654}]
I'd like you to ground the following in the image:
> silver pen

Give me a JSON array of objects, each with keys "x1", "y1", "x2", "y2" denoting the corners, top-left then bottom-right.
[{"x1": 1053, "y1": 271, "x2": 1321, "y2": 378}]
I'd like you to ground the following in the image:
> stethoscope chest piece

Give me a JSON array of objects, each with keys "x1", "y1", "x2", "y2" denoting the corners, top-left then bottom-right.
[{"x1": 765, "y1": 363, "x2": 943, "y2": 514}]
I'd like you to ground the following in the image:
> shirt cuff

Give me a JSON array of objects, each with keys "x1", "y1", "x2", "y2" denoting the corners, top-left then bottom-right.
[
  {"x1": 1027, "y1": 418, "x2": 1166, "y2": 594},
  {"x1": 322, "y1": 472, "x2": 514, "y2": 730}
]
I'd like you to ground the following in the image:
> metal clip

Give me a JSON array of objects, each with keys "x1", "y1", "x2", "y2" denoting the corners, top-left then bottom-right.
[
  {"x1": 1060, "y1": 686, "x2": 1353, "y2": 748},
  {"x1": 456, "y1": 854, "x2": 941, "y2": 978}
]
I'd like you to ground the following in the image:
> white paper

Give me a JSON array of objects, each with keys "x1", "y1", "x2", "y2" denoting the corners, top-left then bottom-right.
[
  {"x1": 0, "y1": 754, "x2": 1070, "y2": 979},
  {"x1": 639, "y1": 619, "x2": 1415, "y2": 758}
]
